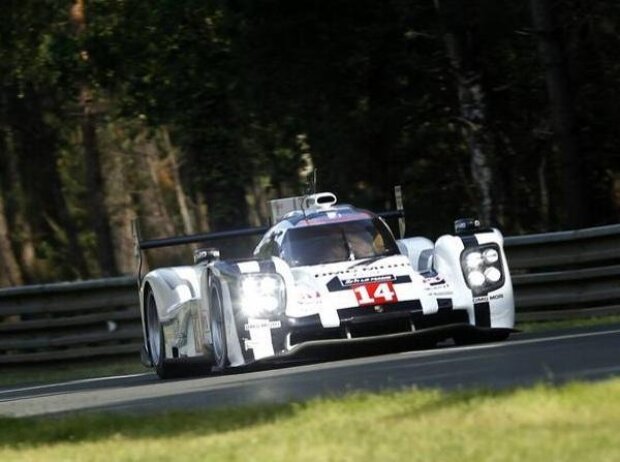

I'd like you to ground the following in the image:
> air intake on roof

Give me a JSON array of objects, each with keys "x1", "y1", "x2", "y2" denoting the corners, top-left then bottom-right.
[{"x1": 304, "y1": 192, "x2": 337, "y2": 209}]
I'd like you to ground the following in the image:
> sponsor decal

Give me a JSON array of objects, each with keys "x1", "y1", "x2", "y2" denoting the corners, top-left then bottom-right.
[
  {"x1": 327, "y1": 274, "x2": 411, "y2": 292},
  {"x1": 423, "y1": 274, "x2": 447, "y2": 286},
  {"x1": 490, "y1": 293, "x2": 504, "y2": 300},
  {"x1": 429, "y1": 290, "x2": 452, "y2": 297},
  {"x1": 244, "y1": 319, "x2": 282, "y2": 331},
  {"x1": 243, "y1": 319, "x2": 278, "y2": 357},
  {"x1": 244, "y1": 339, "x2": 271, "y2": 351},
  {"x1": 353, "y1": 281, "x2": 399, "y2": 306},
  {"x1": 424, "y1": 276, "x2": 446, "y2": 286},
  {"x1": 342, "y1": 274, "x2": 395, "y2": 286},
  {"x1": 473, "y1": 296, "x2": 489, "y2": 303},
  {"x1": 298, "y1": 290, "x2": 322, "y2": 304}
]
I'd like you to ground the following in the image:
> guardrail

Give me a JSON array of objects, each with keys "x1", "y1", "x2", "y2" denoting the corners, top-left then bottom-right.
[
  {"x1": 505, "y1": 224, "x2": 620, "y2": 322},
  {"x1": 0, "y1": 277, "x2": 138, "y2": 364},
  {"x1": 0, "y1": 224, "x2": 618, "y2": 364}
]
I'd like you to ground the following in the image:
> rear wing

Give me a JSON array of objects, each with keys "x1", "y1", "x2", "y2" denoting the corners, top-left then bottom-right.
[{"x1": 133, "y1": 186, "x2": 406, "y2": 283}]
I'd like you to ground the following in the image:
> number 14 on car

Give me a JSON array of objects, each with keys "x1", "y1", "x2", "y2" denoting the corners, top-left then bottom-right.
[{"x1": 353, "y1": 282, "x2": 398, "y2": 306}]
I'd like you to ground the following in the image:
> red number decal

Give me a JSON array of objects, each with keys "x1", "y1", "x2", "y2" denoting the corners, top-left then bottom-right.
[{"x1": 353, "y1": 282, "x2": 398, "y2": 306}]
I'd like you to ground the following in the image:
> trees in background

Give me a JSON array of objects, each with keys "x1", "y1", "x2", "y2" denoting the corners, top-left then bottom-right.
[{"x1": 0, "y1": 0, "x2": 618, "y2": 286}]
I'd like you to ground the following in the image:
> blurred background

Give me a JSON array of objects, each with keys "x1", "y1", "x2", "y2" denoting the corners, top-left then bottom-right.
[{"x1": 1, "y1": 0, "x2": 618, "y2": 286}]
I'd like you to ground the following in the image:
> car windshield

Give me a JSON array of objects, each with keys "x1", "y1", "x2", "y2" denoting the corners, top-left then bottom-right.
[{"x1": 280, "y1": 218, "x2": 399, "y2": 267}]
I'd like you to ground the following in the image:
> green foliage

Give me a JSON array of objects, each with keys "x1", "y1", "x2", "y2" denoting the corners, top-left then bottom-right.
[{"x1": 0, "y1": 0, "x2": 618, "y2": 283}]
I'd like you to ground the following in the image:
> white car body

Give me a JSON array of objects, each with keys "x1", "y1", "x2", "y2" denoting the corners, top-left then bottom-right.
[{"x1": 138, "y1": 193, "x2": 514, "y2": 378}]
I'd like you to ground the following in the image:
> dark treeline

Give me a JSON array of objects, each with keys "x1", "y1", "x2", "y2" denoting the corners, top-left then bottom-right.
[{"x1": 0, "y1": 0, "x2": 619, "y2": 286}]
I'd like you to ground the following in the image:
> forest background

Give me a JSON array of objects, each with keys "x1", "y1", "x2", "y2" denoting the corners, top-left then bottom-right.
[{"x1": 1, "y1": 0, "x2": 619, "y2": 287}]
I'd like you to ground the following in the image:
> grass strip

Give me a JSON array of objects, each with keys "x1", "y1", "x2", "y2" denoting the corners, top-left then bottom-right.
[{"x1": 1, "y1": 378, "x2": 620, "y2": 461}]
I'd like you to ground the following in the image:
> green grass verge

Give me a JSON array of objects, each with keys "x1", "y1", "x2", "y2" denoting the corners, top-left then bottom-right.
[{"x1": 1, "y1": 378, "x2": 620, "y2": 461}]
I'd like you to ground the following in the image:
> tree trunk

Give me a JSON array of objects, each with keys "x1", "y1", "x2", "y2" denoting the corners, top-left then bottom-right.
[
  {"x1": 3, "y1": 81, "x2": 91, "y2": 281},
  {"x1": 434, "y1": 0, "x2": 495, "y2": 225},
  {"x1": 81, "y1": 88, "x2": 118, "y2": 276},
  {"x1": 0, "y1": 188, "x2": 23, "y2": 287},
  {"x1": 72, "y1": 0, "x2": 118, "y2": 276},
  {"x1": 538, "y1": 153, "x2": 550, "y2": 230},
  {"x1": 132, "y1": 129, "x2": 180, "y2": 268},
  {"x1": 162, "y1": 128, "x2": 196, "y2": 235},
  {"x1": 530, "y1": 0, "x2": 585, "y2": 228},
  {"x1": 1, "y1": 119, "x2": 42, "y2": 282},
  {"x1": 144, "y1": 136, "x2": 177, "y2": 237},
  {"x1": 101, "y1": 124, "x2": 137, "y2": 275},
  {"x1": 194, "y1": 191, "x2": 210, "y2": 233}
]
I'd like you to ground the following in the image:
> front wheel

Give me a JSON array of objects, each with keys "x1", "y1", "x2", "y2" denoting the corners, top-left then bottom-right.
[
  {"x1": 146, "y1": 291, "x2": 178, "y2": 379},
  {"x1": 209, "y1": 284, "x2": 228, "y2": 371}
]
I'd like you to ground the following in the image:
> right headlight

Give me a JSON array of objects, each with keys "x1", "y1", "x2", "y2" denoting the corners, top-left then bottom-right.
[
  {"x1": 460, "y1": 244, "x2": 505, "y2": 295},
  {"x1": 465, "y1": 252, "x2": 484, "y2": 269},
  {"x1": 238, "y1": 273, "x2": 286, "y2": 317},
  {"x1": 483, "y1": 248, "x2": 499, "y2": 264},
  {"x1": 467, "y1": 270, "x2": 486, "y2": 287}
]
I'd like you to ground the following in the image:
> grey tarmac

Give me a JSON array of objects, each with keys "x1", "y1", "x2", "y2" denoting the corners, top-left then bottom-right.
[{"x1": 1, "y1": 324, "x2": 619, "y2": 418}]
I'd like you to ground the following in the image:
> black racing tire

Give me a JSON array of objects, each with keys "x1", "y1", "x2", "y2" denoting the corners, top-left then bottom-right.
[
  {"x1": 146, "y1": 290, "x2": 180, "y2": 379},
  {"x1": 209, "y1": 283, "x2": 228, "y2": 371}
]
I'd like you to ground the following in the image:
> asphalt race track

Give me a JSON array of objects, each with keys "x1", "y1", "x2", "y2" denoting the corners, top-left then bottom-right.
[{"x1": 1, "y1": 324, "x2": 619, "y2": 418}]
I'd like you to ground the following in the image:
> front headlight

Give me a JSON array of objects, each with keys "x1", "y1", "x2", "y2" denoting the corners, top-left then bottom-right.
[
  {"x1": 467, "y1": 271, "x2": 486, "y2": 287},
  {"x1": 484, "y1": 267, "x2": 501, "y2": 283},
  {"x1": 483, "y1": 248, "x2": 499, "y2": 264},
  {"x1": 239, "y1": 274, "x2": 285, "y2": 317},
  {"x1": 465, "y1": 251, "x2": 483, "y2": 269},
  {"x1": 460, "y1": 244, "x2": 505, "y2": 295}
]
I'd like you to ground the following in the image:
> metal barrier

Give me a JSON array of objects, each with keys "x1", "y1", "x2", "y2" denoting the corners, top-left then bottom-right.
[
  {"x1": 0, "y1": 277, "x2": 138, "y2": 364},
  {"x1": 505, "y1": 224, "x2": 620, "y2": 322},
  {"x1": 0, "y1": 224, "x2": 618, "y2": 364}
]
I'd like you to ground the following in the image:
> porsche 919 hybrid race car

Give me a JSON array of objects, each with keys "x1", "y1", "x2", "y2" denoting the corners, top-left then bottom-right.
[{"x1": 137, "y1": 192, "x2": 515, "y2": 378}]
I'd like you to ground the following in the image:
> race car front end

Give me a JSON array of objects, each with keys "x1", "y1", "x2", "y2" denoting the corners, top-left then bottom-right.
[
  {"x1": 211, "y1": 198, "x2": 514, "y2": 368},
  {"x1": 222, "y1": 250, "x2": 511, "y2": 366}
]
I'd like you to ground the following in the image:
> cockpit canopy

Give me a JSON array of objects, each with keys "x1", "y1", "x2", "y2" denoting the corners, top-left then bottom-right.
[{"x1": 255, "y1": 216, "x2": 399, "y2": 267}]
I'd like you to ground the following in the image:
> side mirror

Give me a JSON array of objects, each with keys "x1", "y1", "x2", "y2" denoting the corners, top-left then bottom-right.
[
  {"x1": 454, "y1": 218, "x2": 481, "y2": 235},
  {"x1": 194, "y1": 248, "x2": 220, "y2": 264}
]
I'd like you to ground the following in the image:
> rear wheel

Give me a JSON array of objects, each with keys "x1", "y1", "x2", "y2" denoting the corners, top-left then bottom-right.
[
  {"x1": 146, "y1": 291, "x2": 177, "y2": 379},
  {"x1": 209, "y1": 284, "x2": 228, "y2": 371}
]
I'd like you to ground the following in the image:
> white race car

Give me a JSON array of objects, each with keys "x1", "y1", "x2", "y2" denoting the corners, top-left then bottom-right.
[{"x1": 137, "y1": 192, "x2": 515, "y2": 378}]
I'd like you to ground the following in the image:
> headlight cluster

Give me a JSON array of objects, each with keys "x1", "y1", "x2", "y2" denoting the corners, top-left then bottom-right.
[
  {"x1": 239, "y1": 274, "x2": 285, "y2": 316},
  {"x1": 460, "y1": 245, "x2": 504, "y2": 295}
]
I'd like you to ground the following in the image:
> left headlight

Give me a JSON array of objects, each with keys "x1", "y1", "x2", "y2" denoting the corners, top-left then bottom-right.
[
  {"x1": 239, "y1": 274, "x2": 286, "y2": 317},
  {"x1": 460, "y1": 244, "x2": 505, "y2": 295}
]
